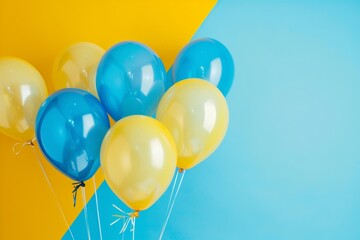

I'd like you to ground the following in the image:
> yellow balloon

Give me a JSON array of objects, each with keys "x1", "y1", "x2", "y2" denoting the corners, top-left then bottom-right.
[
  {"x1": 101, "y1": 115, "x2": 177, "y2": 211},
  {"x1": 0, "y1": 57, "x2": 48, "y2": 141},
  {"x1": 52, "y1": 42, "x2": 104, "y2": 96},
  {"x1": 156, "y1": 78, "x2": 229, "y2": 170}
]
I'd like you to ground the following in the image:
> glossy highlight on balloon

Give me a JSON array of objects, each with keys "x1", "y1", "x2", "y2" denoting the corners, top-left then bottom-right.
[
  {"x1": 52, "y1": 42, "x2": 105, "y2": 96},
  {"x1": 172, "y1": 38, "x2": 234, "y2": 96},
  {"x1": 36, "y1": 88, "x2": 110, "y2": 181},
  {"x1": 101, "y1": 115, "x2": 177, "y2": 211},
  {"x1": 0, "y1": 57, "x2": 48, "y2": 141},
  {"x1": 96, "y1": 41, "x2": 166, "y2": 121},
  {"x1": 157, "y1": 78, "x2": 229, "y2": 170}
]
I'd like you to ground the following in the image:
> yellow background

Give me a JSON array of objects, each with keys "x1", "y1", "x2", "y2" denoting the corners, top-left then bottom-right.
[{"x1": 0, "y1": 0, "x2": 216, "y2": 238}]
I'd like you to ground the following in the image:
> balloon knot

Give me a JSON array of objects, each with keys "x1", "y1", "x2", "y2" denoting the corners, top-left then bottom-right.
[
  {"x1": 72, "y1": 181, "x2": 86, "y2": 207},
  {"x1": 179, "y1": 168, "x2": 184, "y2": 173},
  {"x1": 12, "y1": 137, "x2": 36, "y2": 155},
  {"x1": 129, "y1": 210, "x2": 140, "y2": 218},
  {"x1": 110, "y1": 204, "x2": 139, "y2": 234}
]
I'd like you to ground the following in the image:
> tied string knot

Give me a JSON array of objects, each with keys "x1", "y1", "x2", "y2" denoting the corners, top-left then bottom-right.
[
  {"x1": 13, "y1": 137, "x2": 36, "y2": 155},
  {"x1": 111, "y1": 204, "x2": 139, "y2": 235},
  {"x1": 72, "y1": 181, "x2": 85, "y2": 207},
  {"x1": 130, "y1": 211, "x2": 140, "y2": 219}
]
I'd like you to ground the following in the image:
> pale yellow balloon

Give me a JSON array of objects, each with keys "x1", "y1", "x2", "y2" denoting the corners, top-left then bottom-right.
[
  {"x1": 0, "y1": 57, "x2": 48, "y2": 141},
  {"x1": 156, "y1": 78, "x2": 229, "y2": 170},
  {"x1": 101, "y1": 115, "x2": 177, "y2": 211},
  {"x1": 52, "y1": 42, "x2": 104, "y2": 96}
]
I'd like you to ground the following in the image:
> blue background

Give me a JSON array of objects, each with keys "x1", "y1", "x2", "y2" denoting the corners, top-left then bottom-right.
[{"x1": 64, "y1": 1, "x2": 360, "y2": 239}]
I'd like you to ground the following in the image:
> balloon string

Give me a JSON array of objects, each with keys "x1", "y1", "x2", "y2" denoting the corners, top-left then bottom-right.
[
  {"x1": 13, "y1": 137, "x2": 36, "y2": 155},
  {"x1": 167, "y1": 170, "x2": 179, "y2": 213},
  {"x1": 110, "y1": 204, "x2": 139, "y2": 237},
  {"x1": 72, "y1": 181, "x2": 85, "y2": 207},
  {"x1": 93, "y1": 176, "x2": 103, "y2": 240},
  {"x1": 31, "y1": 146, "x2": 75, "y2": 240},
  {"x1": 132, "y1": 217, "x2": 136, "y2": 240},
  {"x1": 159, "y1": 169, "x2": 186, "y2": 240},
  {"x1": 82, "y1": 187, "x2": 92, "y2": 240},
  {"x1": 122, "y1": 217, "x2": 125, "y2": 240}
]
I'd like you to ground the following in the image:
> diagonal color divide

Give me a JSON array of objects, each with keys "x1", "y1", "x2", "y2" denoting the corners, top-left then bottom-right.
[
  {"x1": 68, "y1": 1, "x2": 360, "y2": 239},
  {"x1": 0, "y1": 0, "x2": 217, "y2": 239}
]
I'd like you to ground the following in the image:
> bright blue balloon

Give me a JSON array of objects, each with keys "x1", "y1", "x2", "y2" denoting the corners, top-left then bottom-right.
[
  {"x1": 96, "y1": 41, "x2": 166, "y2": 121},
  {"x1": 35, "y1": 89, "x2": 110, "y2": 182},
  {"x1": 172, "y1": 38, "x2": 234, "y2": 96},
  {"x1": 165, "y1": 66, "x2": 174, "y2": 91}
]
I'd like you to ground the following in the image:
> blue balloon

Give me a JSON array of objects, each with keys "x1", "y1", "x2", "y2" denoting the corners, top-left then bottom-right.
[
  {"x1": 36, "y1": 89, "x2": 110, "y2": 182},
  {"x1": 172, "y1": 38, "x2": 234, "y2": 96},
  {"x1": 165, "y1": 66, "x2": 174, "y2": 91},
  {"x1": 96, "y1": 41, "x2": 166, "y2": 121}
]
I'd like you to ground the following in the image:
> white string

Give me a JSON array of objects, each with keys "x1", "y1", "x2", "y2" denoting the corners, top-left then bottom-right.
[
  {"x1": 121, "y1": 218, "x2": 131, "y2": 234},
  {"x1": 110, "y1": 217, "x2": 122, "y2": 227},
  {"x1": 13, "y1": 137, "x2": 36, "y2": 155},
  {"x1": 31, "y1": 147, "x2": 75, "y2": 240},
  {"x1": 167, "y1": 170, "x2": 179, "y2": 212},
  {"x1": 159, "y1": 170, "x2": 186, "y2": 240},
  {"x1": 112, "y1": 204, "x2": 126, "y2": 214},
  {"x1": 122, "y1": 216, "x2": 125, "y2": 240},
  {"x1": 82, "y1": 187, "x2": 92, "y2": 240},
  {"x1": 93, "y1": 177, "x2": 103, "y2": 240},
  {"x1": 131, "y1": 217, "x2": 136, "y2": 240},
  {"x1": 13, "y1": 142, "x2": 30, "y2": 155},
  {"x1": 111, "y1": 204, "x2": 138, "y2": 238}
]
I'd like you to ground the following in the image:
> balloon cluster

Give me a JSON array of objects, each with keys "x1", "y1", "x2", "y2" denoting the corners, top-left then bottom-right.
[{"x1": 0, "y1": 38, "x2": 234, "y2": 213}]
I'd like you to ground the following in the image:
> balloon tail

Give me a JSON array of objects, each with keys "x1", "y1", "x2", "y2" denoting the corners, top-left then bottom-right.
[
  {"x1": 159, "y1": 169, "x2": 186, "y2": 240},
  {"x1": 72, "y1": 181, "x2": 85, "y2": 207},
  {"x1": 111, "y1": 204, "x2": 139, "y2": 238},
  {"x1": 12, "y1": 137, "x2": 36, "y2": 155},
  {"x1": 81, "y1": 187, "x2": 92, "y2": 240},
  {"x1": 31, "y1": 145, "x2": 75, "y2": 240},
  {"x1": 93, "y1": 176, "x2": 103, "y2": 240}
]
